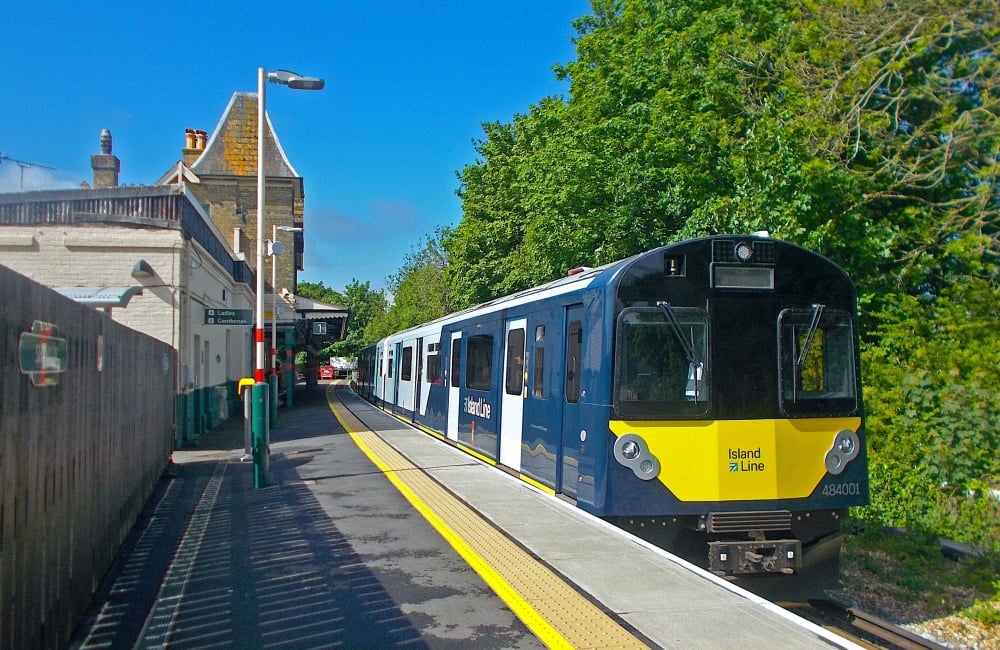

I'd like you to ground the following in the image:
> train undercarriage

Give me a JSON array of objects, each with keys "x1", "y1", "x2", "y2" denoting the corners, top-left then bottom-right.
[{"x1": 607, "y1": 509, "x2": 847, "y2": 599}]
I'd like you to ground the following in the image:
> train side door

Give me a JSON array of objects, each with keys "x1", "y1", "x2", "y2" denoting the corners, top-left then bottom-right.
[
  {"x1": 446, "y1": 331, "x2": 461, "y2": 441},
  {"x1": 413, "y1": 336, "x2": 424, "y2": 421},
  {"x1": 375, "y1": 345, "x2": 385, "y2": 406},
  {"x1": 398, "y1": 340, "x2": 416, "y2": 417},
  {"x1": 499, "y1": 318, "x2": 527, "y2": 471},
  {"x1": 560, "y1": 305, "x2": 585, "y2": 499},
  {"x1": 388, "y1": 342, "x2": 400, "y2": 413}
]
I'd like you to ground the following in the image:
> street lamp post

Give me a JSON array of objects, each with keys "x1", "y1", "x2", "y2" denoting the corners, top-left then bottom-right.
[
  {"x1": 269, "y1": 224, "x2": 302, "y2": 426},
  {"x1": 253, "y1": 67, "x2": 323, "y2": 488}
]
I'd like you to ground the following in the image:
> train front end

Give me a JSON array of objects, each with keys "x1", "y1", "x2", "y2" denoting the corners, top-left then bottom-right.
[{"x1": 604, "y1": 236, "x2": 868, "y2": 577}]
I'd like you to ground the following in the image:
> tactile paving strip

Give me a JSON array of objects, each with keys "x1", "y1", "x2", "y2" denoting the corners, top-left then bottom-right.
[{"x1": 329, "y1": 389, "x2": 647, "y2": 649}]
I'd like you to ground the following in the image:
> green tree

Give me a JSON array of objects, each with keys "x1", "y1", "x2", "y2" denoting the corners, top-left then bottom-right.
[
  {"x1": 452, "y1": 0, "x2": 838, "y2": 302},
  {"x1": 336, "y1": 280, "x2": 388, "y2": 359},
  {"x1": 296, "y1": 280, "x2": 346, "y2": 307},
  {"x1": 448, "y1": 119, "x2": 534, "y2": 307},
  {"x1": 861, "y1": 280, "x2": 1000, "y2": 550},
  {"x1": 789, "y1": 0, "x2": 1000, "y2": 295},
  {"x1": 297, "y1": 279, "x2": 387, "y2": 359}
]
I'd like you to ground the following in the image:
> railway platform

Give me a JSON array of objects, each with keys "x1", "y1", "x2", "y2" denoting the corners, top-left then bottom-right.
[{"x1": 70, "y1": 381, "x2": 861, "y2": 649}]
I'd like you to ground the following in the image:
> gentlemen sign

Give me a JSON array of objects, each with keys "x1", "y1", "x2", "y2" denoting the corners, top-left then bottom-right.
[{"x1": 204, "y1": 309, "x2": 253, "y2": 325}]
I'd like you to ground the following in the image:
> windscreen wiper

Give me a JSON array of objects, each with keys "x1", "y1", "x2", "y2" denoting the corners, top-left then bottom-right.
[
  {"x1": 655, "y1": 301, "x2": 699, "y2": 365},
  {"x1": 796, "y1": 304, "x2": 826, "y2": 368},
  {"x1": 656, "y1": 301, "x2": 705, "y2": 401}
]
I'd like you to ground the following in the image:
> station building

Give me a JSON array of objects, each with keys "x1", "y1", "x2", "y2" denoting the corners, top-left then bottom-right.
[{"x1": 0, "y1": 94, "x2": 347, "y2": 448}]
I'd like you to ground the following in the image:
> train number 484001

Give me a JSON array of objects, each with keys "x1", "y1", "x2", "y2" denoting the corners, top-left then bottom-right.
[{"x1": 822, "y1": 482, "x2": 861, "y2": 497}]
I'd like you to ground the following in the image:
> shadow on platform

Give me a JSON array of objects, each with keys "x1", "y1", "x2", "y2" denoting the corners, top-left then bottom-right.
[{"x1": 71, "y1": 381, "x2": 429, "y2": 649}]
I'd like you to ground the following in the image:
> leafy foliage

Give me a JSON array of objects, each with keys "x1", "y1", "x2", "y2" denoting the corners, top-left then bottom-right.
[
  {"x1": 790, "y1": 0, "x2": 1000, "y2": 294},
  {"x1": 297, "y1": 279, "x2": 387, "y2": 360},
  {"x1": 860, "y1": 279, "x2": 1000, "y2": 550},
  {"x1": 296, "y1": 280, "x2": 346, "y2": 307}
]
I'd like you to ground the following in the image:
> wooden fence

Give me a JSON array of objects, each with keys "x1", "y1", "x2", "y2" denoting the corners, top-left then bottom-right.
[{"x1": 0, "y1": 264, "x2": 175, "y2": 649}]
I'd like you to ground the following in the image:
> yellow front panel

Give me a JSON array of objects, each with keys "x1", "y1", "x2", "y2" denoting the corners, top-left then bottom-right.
[{"x1": 609, "y1": 417, "x2": 861, "y2": 502}]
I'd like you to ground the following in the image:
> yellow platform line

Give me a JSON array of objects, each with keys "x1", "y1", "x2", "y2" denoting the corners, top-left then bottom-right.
[{"x1": 326, "y1": 385, "x2": 647, "y2": 650}]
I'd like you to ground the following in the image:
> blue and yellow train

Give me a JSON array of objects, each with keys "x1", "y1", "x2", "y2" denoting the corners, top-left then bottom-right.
[{"x1": 356, "y1": 235, "x2": 868, "y2": 577}]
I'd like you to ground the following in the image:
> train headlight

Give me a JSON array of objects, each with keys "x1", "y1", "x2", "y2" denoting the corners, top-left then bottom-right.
[
  {"x1": 825, "y1": 429, "x2": 861, "y2": 475},
  {"x1": 621, "y1": 440, "x2": 640, "y2": 460},
  {"x1": 837, "y1": 436, "x2": 856, "y2": 455},
  {"x1": 614, "y1": 433, "x2": 660, "y2": 481},
  {"x1": 734, "y1": 241, "x2": 754, "y2": 263}
]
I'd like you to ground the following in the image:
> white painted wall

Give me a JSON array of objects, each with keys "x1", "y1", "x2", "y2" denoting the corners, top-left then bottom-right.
[{"x1": 0, "y1": 225, "x2": 254, "y2": 393}]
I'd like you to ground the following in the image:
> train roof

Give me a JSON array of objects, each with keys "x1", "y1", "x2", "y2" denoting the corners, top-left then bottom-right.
[
  {"x1": 374, "y1": 234, "x2": 849, "y2": 343},
  {"x1": 380, "y1": 255, "x2": 635, "y2": 341}
]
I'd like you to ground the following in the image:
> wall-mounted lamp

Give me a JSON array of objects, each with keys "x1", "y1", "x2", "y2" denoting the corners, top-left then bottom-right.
[{"x1": 131, "y1": 259, "x2": 155, "y2": 280}]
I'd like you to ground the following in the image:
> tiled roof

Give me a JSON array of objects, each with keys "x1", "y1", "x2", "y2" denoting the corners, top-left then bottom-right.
[{"x1": 190, "y1": 92, "x2": 300, "y2": 178}]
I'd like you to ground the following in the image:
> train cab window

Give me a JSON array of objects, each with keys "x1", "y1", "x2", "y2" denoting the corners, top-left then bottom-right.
[
  {"x1": 505, "y1": 328, "x2": 526, "y2": 396},
  {"x1": 466, "y1": 334, "x2": 494, "y2": 392},
  {"x1": 779, "y1": 308, "x2": 857, "y2": 414},
  {"x1": 450, "y1": 338, "x2": 461, "y2": 387},
  {"x1": 401, "y1": 346, "x2": 413, "y2": 381},
  {"x1": 566, "y1": 320, "x2": 583, "y2": 404},
  {"x1": 614, "y1": 307, "x2": 709, "y2": 419}
]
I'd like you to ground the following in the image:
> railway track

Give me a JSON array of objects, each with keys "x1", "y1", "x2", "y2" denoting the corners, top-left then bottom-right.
[{"x1": 780, "y1": 599, "x2": 950, "y2": 650}]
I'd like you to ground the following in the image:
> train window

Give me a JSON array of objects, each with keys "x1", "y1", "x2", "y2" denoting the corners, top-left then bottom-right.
[
  {"x1": 451, "y1": 338, "x2": 461, "y2": 388},
  {"x1": 387, "y1": 349, "x2": 394, "y2": 378},
  {"x1": 566, "y1": 320, "x2": 582, "y2": 404},
  {"x1": 505, "y1": 328, "x2": 526, "y2": 396},
  {"x1": 466, "y1": 335, "x2": 493, "y2": 392},
  {"x1": 401, "y1": 346, "x2": 413, "y2": 381},
  {"x1": 533, "y1": 347, "x2": 545, "y2": 397},
  {"x1": 426, "y1": 352, "x2": 442, "y2": 384},
  {"x1": 613, "y1": 307, "x2": 709, "y2": 419},
  {"x1": 778, "y1": 308, "x2": 857, "y2": 414}
]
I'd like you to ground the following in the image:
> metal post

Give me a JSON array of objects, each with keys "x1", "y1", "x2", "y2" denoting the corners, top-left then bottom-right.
[
  {"x1": 251, "y1": 68, "x2": 321, "y2": 487},
  {"x1": 243, "y1": 386, "x2": 253, "y2": 461},
  {"x1": 253, "y1": 66, "x2": 270, "y2": 485},
  {"x1": 251, "y1": 382, "x2": 269, "y2": 487}
]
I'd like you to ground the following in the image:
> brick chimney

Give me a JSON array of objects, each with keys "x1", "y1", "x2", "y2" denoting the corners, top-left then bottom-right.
[
  {"x1": 91, "y1": 129, "x2": 120, "y2": 188},
  {"x1": 182, "y1": 128, "x2": 208, "y2": 166}
]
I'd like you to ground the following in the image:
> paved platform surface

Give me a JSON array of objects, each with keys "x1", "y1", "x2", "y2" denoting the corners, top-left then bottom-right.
[
  {"x1": 69, "y1": 381, "x2": 860, "y2": 649},
  {"x1": 69, "y1": 384, "x2": 544, "y2": 649}
]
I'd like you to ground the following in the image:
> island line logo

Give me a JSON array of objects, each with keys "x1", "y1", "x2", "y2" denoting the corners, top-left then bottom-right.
[
  {"x1": 463, "y1": 395, "x2": 491, "y2": 419},
  {"x1": 728, "y1": 447, "x2": 765, "y2": 472}
]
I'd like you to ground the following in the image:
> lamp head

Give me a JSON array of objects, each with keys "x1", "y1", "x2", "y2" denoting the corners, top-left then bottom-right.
[{"x1": 268, "y1": 69, "x2": 325, "y2": 91}]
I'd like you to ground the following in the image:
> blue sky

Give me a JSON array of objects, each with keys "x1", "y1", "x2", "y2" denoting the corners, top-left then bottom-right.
[{"x1": 0, "y1": 1, "x2": 591, "y2": 293}]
